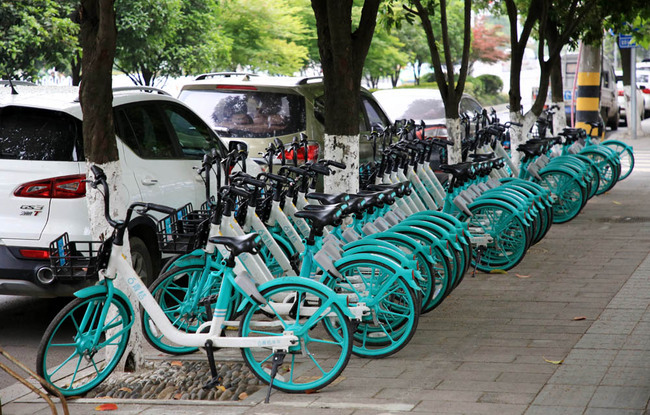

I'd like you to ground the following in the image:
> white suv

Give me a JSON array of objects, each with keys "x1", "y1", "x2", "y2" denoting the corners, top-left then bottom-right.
[{"x1": 0, "y1": 84, "x2": 228, "y2": 297}]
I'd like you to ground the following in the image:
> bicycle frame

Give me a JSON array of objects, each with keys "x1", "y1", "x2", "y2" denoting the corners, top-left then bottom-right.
[{"x1": 96, "y1": 242, "x2": 297, "y2": 350}]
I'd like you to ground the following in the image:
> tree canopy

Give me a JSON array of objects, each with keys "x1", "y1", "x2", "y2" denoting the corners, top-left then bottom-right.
[
  {"x1": 114, "y1": 0, "x2": 231, "y2": 85},
  {"x1": 0, "y1": 0, "x2": 78, "y2": 80}
]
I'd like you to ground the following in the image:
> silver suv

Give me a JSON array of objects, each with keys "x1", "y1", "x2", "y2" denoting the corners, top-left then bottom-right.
[
  {"x1": 0, "y1": 84, "x2": 228, "y2": 297},
  {"x1": 177, "y1": 73, "x2": 391, "y2": 166}
]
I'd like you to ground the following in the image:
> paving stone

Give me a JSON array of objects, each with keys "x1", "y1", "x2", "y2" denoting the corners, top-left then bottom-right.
[
  {"x1": 478, "y1": 391, "x2": 536, "y2": 405},
  {"x1": 435, "y1": 380, "x2": 542, "y2": 394},
  {"x1": 600, "y1": 365, "x2": 650, "y2": 387},
  {"x1": 412, "y1": 400, "x2": 527, "y2": 414},
  {"x1": 583, "y1": 408, "x2": 644, "y2": 415},
  {"x1": 525, "y1": 405, "x2": 586, "y2": 415},
  {"x1": 587, "y1": 385, "x2": 650, "y2": 410},
  {"x1": 574, "y1": 333, "x2": 629, "y2": 350},
  {"x1": 586, "y1": 320, "x2": 637, "y2": 335},
  {"x1": 547, "y1": 364, "x2": 609, "y2": 386},
  {"x1": 531, "y1": 384, "x2": 596, "y2": 407}
]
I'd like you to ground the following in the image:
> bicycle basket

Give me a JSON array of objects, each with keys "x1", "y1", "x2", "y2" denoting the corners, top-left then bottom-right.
[
  {"x1": 49, "y1": 232, "x2": 107, "y2": 280},
  {"x1": 156, "y1": 203, "x2": 210, "y2": 254}
]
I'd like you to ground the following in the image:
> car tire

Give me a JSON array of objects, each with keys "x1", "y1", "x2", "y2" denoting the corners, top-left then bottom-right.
[
  {"x1": 610, "y1": 110, "x2": 619, "y2": 130},
  {"x1": 130, "y1": 236, "x2": 154, "y2": 286}
]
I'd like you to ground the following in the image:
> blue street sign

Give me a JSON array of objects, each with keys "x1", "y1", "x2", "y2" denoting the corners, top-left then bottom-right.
[
  {"x1": 619, "y1": 34, "x2": 638, "y2": 49},
  {"x1": 563, "y1": 90, "x2": 572, "y2": 101}
]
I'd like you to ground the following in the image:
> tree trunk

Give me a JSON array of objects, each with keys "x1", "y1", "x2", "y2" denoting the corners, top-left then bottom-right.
[
  {"x1": 549, "y1": 55, "x2": 567, "y2": 135},
  {"x1": 575, "y1": 44, "x2": 602, "y2": 138},
  {"x1": 70, "y1": 51, "x2": 82, "y2": 86},
  {"x1": 411, "y1": 0, "x2": 471, "y2": 165},
  {"x1": 79, "y1": 0, "x2": 143, "y2": 373},
  {"x1": 446, "y1": 118, "x2": 462, "y2": 164},
  {"x1": 311, "y1": 0, "x2": 380, "y2": 193}
]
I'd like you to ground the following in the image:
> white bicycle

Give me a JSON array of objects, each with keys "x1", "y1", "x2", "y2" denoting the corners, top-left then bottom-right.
[{"x1": 36, "y1": 165, "x2": 354, "y2": 399}]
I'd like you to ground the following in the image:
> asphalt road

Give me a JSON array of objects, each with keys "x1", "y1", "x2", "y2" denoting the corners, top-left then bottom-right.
[{"x1": 0, "y1": 295, "x2": 70, "y2": 390}]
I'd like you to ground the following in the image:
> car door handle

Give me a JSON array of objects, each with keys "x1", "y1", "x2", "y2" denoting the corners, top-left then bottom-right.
[{"x1": 141, "y1": 177, "x2": 158, "y2": 186}]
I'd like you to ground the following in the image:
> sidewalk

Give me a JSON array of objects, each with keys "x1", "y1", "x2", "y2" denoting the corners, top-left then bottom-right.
[{"x1": 3, "y1": 129, "x2": 650, "y2": 415}]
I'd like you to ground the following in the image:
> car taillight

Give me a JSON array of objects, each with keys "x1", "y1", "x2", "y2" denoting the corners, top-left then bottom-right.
[
  {"x1": 19, "y1": 249, "x2": 50, "y2": 259},
  {"x1": 642, "y1": 88, "x2": 650, "y2": 94},
  {"x1": 278, "y1": 143, "x2": 320, "y2": 163},
  {"x1": 618, "y1": 90, "x2": 624, "y2": 96},
  {"x1": 13, "y1": 174, "x2": 86, "y2": 199}
]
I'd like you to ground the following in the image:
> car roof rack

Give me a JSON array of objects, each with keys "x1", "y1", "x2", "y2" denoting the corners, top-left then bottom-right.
[
  {"x1": 112, "y1": 86, "x2": 171, "y2": 96},
  {"x1": 194, "y1": 72, "x2": 259, "y2": 81},
  {"x1": 296, "y1": 76, "x2": 323, "y2": 85}
]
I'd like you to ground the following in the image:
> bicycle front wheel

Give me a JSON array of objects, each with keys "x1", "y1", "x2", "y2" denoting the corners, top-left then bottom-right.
[
  {"x1": 602, "y1": 141, "x2": 634, "y2": 180},
  {"x1": 239, "y1": 281, "x2": 353, "y2": 393},
  {"x1": 36, "y1": 294, "x2": 132, "y2": 396}
]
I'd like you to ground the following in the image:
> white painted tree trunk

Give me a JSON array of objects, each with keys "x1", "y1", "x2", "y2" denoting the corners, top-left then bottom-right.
[
  {"x1": 323, "y1": 134, "x2": 359, "y2": 194},
  {"x1": 508, "y1": 111, "x2": 538, "y2": 168},
  {"x1": 87, "y1": 161, "x2": 143, "y2": 373},
  {"x1": 623, "y1": 86, "x2": 644, "y2": 137},
  {"x1": 445, "y1": 118, "x2": 462, "y2": 165},
  {"x1": 551, "y1": 101, "x2": 567, "y2": 136}
]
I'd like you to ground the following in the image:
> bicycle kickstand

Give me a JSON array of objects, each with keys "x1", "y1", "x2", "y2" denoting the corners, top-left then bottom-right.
[
  {"x1": 264, "y1": 351, "x2": 286, "y2": 404},
  {"x1": 202, "y1": 340, "x2": 223, "y2": 390},
  {"x1": 472, "y1": 245, "x2": 487, "y2": 278}
]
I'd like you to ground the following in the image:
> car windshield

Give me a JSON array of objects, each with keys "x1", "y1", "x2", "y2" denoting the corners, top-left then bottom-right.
[
  {"x1": 178, "y1": 90, "x2": 306, "y2": 139},
  {"x1": 374, "y1": 91, "x2": 446, "y2": 121},
  {"x1": 637, "y1": 73, "x2": 650, "y2": 85},
  {"x1": 0, "y1": 106, "x2": 82, "y2": 160}
]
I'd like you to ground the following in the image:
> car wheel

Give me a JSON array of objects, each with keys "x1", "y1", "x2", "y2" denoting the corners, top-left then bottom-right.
[
  {"x1": 610, "y1": 111, "x2": 619, "y2": 130},
  {"x1": 130, "y1": 236, "x2": 153, "y2": 286}
]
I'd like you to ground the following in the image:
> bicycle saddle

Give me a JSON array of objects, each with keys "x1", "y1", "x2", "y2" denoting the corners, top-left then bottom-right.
[
  {"x1": 439, "y1": 163, "x2": 472, "y2": 178},
  {"x1": 354, "y1": 191, "x2": 385, "y2": 209},
  {"x1": 306, "y1": 192, "x2": 351, "y2": 205},
  {"x1": 208, "y1": 233, "x2": 262, "y2": 256},
  {"x1": 366, "y1": 182, "x2": 409, "y2": 197},
  {"x1": 295, "y1": 204, "x2": 344, "y2": 231},
  {"x1": 468, "y1": 153, "x2": 496, "y2": 162},
  {"x1": 341, "y1": 195, "x2": 367, "y2": 217}
]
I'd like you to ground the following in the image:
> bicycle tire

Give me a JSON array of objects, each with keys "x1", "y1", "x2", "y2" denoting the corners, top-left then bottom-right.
[
  {"x1": 334, "y1": 258, "x2": 420, "y2": 358},
  {"x1": 37, "y1": 294, "x2": 131, "y2": 396},
  {"x1": 142, "y1": 264, "x2": 228, "y2": 355},
  {"x1": 239, "y1": 280, "x2": 353, "y2": 393}
]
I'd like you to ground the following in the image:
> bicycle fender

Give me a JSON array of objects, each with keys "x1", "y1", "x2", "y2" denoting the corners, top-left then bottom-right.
[
  {"x1": 601, "y1": 139, "x2": 632, "y2": 151},
  {"x1": 335, "y1": 252, "x2": 420, "y2": 291},
  {"x1": 466, "y1": 199, "x2": 524, "y2": 225},
  {"x1": 74, "y1": 284, "x2": 135, "y2": 316},
  {"x1": 390, "y1": 223, "x2": 460, "y2": 254},
  {"x1": 342, "y1": 244, "x2": 417, "y2": 270},
  {"x1": 165, "y1": 249, "x2": 208, "y2": 269},
  {"x1": 365, "y1": 233, "x2": 442, "y2": 263}
]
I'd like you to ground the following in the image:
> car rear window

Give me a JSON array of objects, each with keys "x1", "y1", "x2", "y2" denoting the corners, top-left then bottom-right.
[
  {"x1": 178, "y1": 89, "x2": 306, "y2": 139},
  {"x1": 0, "y1": 106, "x2": 83, "y2": 161},
  {"x1": 376, "y1": 95, "x2": 446, "y2": 121}
]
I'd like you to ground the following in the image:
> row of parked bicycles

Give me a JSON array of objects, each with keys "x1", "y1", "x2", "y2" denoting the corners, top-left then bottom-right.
[{"x1": 35, "y1": 108, "x2": 634, "y2": 402}]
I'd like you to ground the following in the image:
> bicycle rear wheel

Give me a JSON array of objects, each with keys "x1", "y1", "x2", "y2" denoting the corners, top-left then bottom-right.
[
  {"x1": 239, "y1": 281, "x2": 352, "y2": 393},
  {"x1": 36, "y1": 294, "x2": 132, "y2": 396}
]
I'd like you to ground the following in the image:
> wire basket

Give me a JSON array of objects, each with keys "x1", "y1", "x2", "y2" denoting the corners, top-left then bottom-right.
[
  {"x1": 157, "y1": 203, "x2": 211, "y2": 254},
  {"x1": 49, "y1": 233, "x2": 105, "y2": 280}
]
